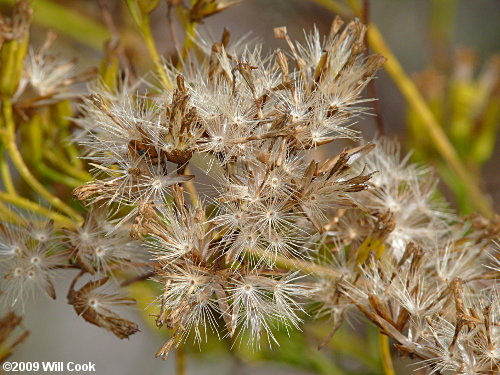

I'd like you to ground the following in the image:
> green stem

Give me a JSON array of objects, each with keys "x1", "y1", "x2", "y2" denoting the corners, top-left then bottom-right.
[
  {"x1": 378, "y1": 333, "x2": 396, "y2": 375},
  {"x1": 0, "y1": 151, "x2": 16, "y2": 195},
  {"x1": 365, "y1": 25, "x2": 492, "y2": 217},
  {"x1": 309, "y1": 0, "x2": 494, "y2": 218},
  {"x1": 181, "y1": 20, "x2": 198, "y2": 61},
  {"x1": 36, "y1": 162, "x2": 83, "y2": 188},
  {"x1": 247, "y1": 248, "x2": 339, "y2": 278},
  {"x1": 175, "y1": 343, "x2": 186, "y2": 375},
  {"x1": 0, "y1": 191, "x2": 76, "y2": 228},
  {"x1": 44, "y1": 149, "x2": 91, "y2": 182},
  {"x1": 140, "y1": 18, "x2": 172, "y2": 90},
  {"x1": 1, "y1": 99, "x2": 82, "y2": 223},
  {"x1": 0, "y1": 200, "x2": 22, "y2": 223},
  {"x1": 175, "y1": 5, "x2": 199, "y2": 65}
]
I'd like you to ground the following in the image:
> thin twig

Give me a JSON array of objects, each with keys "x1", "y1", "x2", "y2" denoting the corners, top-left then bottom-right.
[
  {"x1": 366, "y1": 25, "x2": 492, "y2": 217},
  {"x1": 141, "y1": 18, "x2": 172, "y2": 90},
  {"x1": 309, "y1": 0, "x2": 493, "y2": 218},
  {"x1": 379, "y1": 332, "x2": 396, "y2": 375},
  {"x1": 1, "y1": 99, "x2": 83, "y2": 223},
  {"x1": 176, "y1": 343, "x2": 186, "y2": 375},
  {"x1": 120, "y1": 271, "x2": 156, "y2": 287},
  {"x1": 166, "y1": 1, "x2": 182, "y2": 60},
  {"x1": 362, "y1": 0, "x2": 384, "y2": 135},
  {"x1": 0, "y1": 151, "x2": 16, "y2": 195},
  {"x1": 247, "y1": 248, "x2": 339, "y2": 278},
  {"x1": 98, "y1": 0, "x2": 135, "y2": 79},
  {"x1": 0, "y1": 191, "x2": 76, "y2": 228}
]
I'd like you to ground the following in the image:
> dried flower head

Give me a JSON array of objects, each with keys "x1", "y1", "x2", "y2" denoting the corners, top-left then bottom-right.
[
  {"x1": 62, "y1": 208, "x2": 147, "y2": 275},
  {"x1": 72, "y1": 17, "x2": 387, "y2": 357},
  {"x1": 0, "y1": 217, "x2": 66, "y2": 309},
  {"x1": 67, "y1": 13, "x2": 500, "y2": 371}
]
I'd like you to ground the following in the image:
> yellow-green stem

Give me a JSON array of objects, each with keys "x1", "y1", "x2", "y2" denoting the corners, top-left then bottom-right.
[
  {"x1": 55, "y1": 101, "x2": 83, "y2": 168},
  {"x1": 36, "y1": 162, "x2": 83, "y2": 188},
  {"x1": 176, "y1": 343, "x2": 186, "y2": 375},
  {"x1": 247, "y1": 248, "x2": 339, "y2": 278},
  {"x1": 366, "y1": 25, "x2": 492, "y2": 217},
  {"x1": 379, "y1": 333, "x2": 396, "y2": 375},
  {"x1": 181, "y1": 20, "x2": 197, "y2": 61},
  {"x1": 44, "y1": 148, "x2": 91, "y2": 182},
  {"x1": 0, "y1": 153, "x2": 16, "y2": 195},
  {"x1": 175, "y1": 6, "x2": 199, "y2": 65},
  {"x1": 310, "y1": 0, "x2": 493, "y2": 217},
  {"x1": 27, "y1": 113, "x2": 43, "y2": 164},
  {"x1": 183, "y1": 167, "x2": 200, "y2": 208},
  {"x1": 1, "y1": 99, "x2": 82, "y2": 223},
  {"x1": 309, "y1": 0, "x2": 352, "y2": 15},
  {"x1": 141, "y1": 19, "x2": 172, "y2": 90},
  {"x1": 0, "y1": 200, "x2": 23, "y2": 224},
  {"x1": 0, "y1": 191, "x2": 76, "y2": 228}
]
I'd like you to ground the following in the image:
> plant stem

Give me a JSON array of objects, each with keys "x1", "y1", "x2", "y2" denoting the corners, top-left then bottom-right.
[
  {"x1": 0, "y1": 191, "x2": 76, "y2": 228},
  {"x1": 1, "y1": 99, "x2": 82, "y2": 223},
  {"x1": 44, "y1": 148, "x2": 91, "y2": 182},
  {"x1": 365, "y1": 25, "x2": 492, "y2": 217},
  {"x1": 175, "y1": 5, "x2": 198, "y2": 64},
  {"x1": 309, "y1": 0, "x2": 494, "y2": 218},
  {"x1": 176, "y1": 343, "x2": 186, "y2": 375},
  {"x1": 0, "y1": 200, "x2": 23, "y2": 224},
  {"x1": 36, "y1": 162, "x2": 83, "y2": 188},
  {"x1": 183, "y1": 167, "x2": 200, "y2": 208},
  {"x1": 141, "y1": 18, "x2": 172, "y2": 90},
  {"x1": 247, "y1": 248, "x2": 339, "y2": 278},
  {"x1": 378, "y1": 333, "x2": 396, "y2": 375},
  {"x1": 309, "y1": 0, "x2": 352, "y2": 16},
  {"x1": 181, "y1": 20, "x2": 197, "y2": 61},
  {"x1": 0, "y1": 152, "x2": 16, "y2": 195},
  {"x1": 12, "y1": 0, "x2": 110, "y2": 50}
]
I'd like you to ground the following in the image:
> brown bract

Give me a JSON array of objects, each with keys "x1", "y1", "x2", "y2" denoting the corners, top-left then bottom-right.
[{"x1": 67, "y1": 274, "x2": 139, "y2": 340}]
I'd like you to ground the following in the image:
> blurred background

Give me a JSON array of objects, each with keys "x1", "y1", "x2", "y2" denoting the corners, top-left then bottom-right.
[{"x1": 1, "y1": 0, "x2": 499, "y2": 374}]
